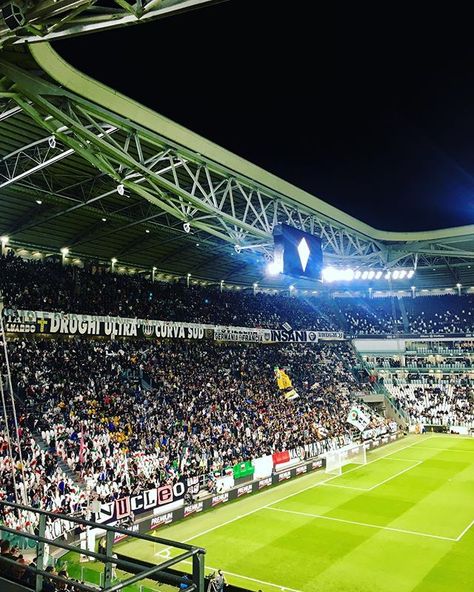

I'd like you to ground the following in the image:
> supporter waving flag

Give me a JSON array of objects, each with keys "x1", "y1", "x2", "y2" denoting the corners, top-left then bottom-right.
[
  {"x1": 274, "y1": 366, "x2": 299, "y2": 400},
  {"x1": 347, "y1": 406, "x2": 371, "y2": 431}
]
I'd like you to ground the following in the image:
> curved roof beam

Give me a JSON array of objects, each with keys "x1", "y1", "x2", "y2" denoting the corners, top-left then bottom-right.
[{"x1": 29, "y1": 42, "x2": 474, "y2": 246}]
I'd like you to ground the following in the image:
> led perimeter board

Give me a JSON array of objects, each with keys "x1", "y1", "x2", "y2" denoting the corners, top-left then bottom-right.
[{"x1": 273, "y1": 224, "x2": 323, "y2": 280}]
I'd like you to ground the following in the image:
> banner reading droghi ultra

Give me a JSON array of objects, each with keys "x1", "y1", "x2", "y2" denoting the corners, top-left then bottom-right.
[{"x1": 3, "y1": 309, "x2": 210, "y2": 339}]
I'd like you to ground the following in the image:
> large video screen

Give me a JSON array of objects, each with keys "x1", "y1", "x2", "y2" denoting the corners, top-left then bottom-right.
[{"x1": 273, "y1": 224, "x2": 323, "y2": 280}]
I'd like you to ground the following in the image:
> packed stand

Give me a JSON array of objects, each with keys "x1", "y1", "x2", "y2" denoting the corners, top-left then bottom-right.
[
  {"x1": 0, "y1": 337, "x2": 368, "y2": 518},
  {"x1": 386, "y1": 382, "x2": 474, "y2": 427},
  {"x1": 0, "y1": 252, "x2": 338, "y2": 330},
  {"x1": 404, "y1": 295, "x2": 474, "y2": 334},
  {"x1": 335, "y1": 297, "x2": 403, "y2": 335},
  {"x1": 3, "y1": 252, "x2": 474, "y2": 335}
]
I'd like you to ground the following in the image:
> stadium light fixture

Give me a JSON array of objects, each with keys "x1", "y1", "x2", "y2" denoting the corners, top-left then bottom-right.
[
  {"x1": 407, "y1": 269, "x2": 415, "y2": 279},
  {"x1": 361, "y1": 271, "x2": 368, "y2": 280},
  {"x1": 392, "y1": 270, "x2": 400, "y2": 279},
  {"x1": 368, "y1": 270, "x2": 375, "y2": 280},
  {"x1": 399, "y1": 270, "x2": 407, "y2": 279},
  {"x1": 375, "y1": 271, "x2": 382, "y2": 280},
  {"x1": 101, "y1": 217, "x2": 107, "y2": 222},
  {"x1": 36, "y1": 199, "x2": 42, "y2": 205},
  {"x1": 183, "y1": 222, "x2": 191, "y2": 233},
  {"x1": 145, "y1": 229, "x2": 150, "y2": 233},
  {"x1": 342, "y1": 268, "x2": 354, "y2": 281},
  {"x1": 234, "y1": 244, "x2": 242, "y2": 253},
  {"x1": 117, "y1": 184, "x2": 125, "y2": 196},
  {"x1": 354, "y1": 270, "x2": 361, "y2": 279},
  {"x1": 0, "y1": 235, "x2": 9, "y2": 245},
  {"x1": 384, "y1": 271, "x2": 391, "y2": 280},
  {"x1": 266, "y1": 260, "x2": 282, "y2": 275},
  {"x1": 48, "y1": 135, "x2": 56, "y2": 149},
  {"x1": 60, "y1": 247, "x2": 69, "y2": 255},
  {"x1": 322, "y1": 266, "x2": 338, "y2": 283}
]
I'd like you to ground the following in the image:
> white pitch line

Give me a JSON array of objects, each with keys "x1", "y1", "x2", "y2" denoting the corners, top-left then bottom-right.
[
  {"x1": 366, "y1": 460, "x2": 423, "y2": 491},
  {"x1": 182, "y1": 559, "x2": 303, "y2": 592},
  {"x1": 266, "y1": 507, "x2": 457, "y2": 542},
  {"x1": 456, "y1": 518, "x2": 474, "y2": 542},
  {"x1": 321, "y1": 460, "x2": 423, "y2": 492},
  {"x1": 321, "y1": 483, "x2": 368, "y2": 491},
  {"x1": 182, "y1": 436, "x2": 436, "y2": 544}
]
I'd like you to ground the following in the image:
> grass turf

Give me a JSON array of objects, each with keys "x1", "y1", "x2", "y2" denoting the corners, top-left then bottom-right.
[{"x1": 69, "y1": 434, "x2": 474, "y2": 592}]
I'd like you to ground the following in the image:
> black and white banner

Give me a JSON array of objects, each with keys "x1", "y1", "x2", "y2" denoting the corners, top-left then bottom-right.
[{"x1": 3, "y1": 309, "x2": 344, "y2": 342}]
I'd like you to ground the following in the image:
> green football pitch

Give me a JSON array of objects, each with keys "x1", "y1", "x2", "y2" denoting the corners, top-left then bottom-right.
[{"x1": 71, "y1": 434, "x2": 474, "y2": 592}]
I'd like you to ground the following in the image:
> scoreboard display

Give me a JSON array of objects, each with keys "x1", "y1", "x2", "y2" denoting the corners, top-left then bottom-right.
[{"x1": 273, "y1": 224, "x2": 323, "y2": 281}]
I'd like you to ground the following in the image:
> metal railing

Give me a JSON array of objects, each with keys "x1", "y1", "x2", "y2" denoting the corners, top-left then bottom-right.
[{"x1": 0, "y1": 500, "x2": 206, "y2": 592}]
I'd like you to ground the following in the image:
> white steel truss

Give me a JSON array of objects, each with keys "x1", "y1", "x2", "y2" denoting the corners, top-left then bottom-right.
[{"x1": 0, "y1": 57, "x2": 473, "y2": 275}]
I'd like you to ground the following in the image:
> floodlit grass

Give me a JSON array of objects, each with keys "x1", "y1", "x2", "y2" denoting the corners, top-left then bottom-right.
[{"x1": 68, "y1": 435, "x2": 474, "y2": 591}]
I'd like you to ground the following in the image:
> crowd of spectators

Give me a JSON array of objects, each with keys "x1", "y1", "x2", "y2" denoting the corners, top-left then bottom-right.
[
  {"x1": 404, "y1": 295, "x2": 474, "y2": 334},
  {"x1": 386, "y1": 382, "x2": 474, "y2": 427},
  {"x1": 371, "y1": 356, "x2": 471, "y2": 370},
  {"x1": 335, "y1": 298, "x2": 403, "y2": 335},
  {"x1": 0, "y1": 337, "x2": 375, "y2": 527},
  {"x1": 2, "y1": 252, "x2": 474, "y2": 335},
  {"x1": 0, "y1": 253, "x2": 338, "y2": 330}
]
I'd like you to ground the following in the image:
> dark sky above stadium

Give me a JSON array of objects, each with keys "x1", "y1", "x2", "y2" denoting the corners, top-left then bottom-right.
[{"x1": 54, "y1": 1, "x2": 474, "y2": 232}]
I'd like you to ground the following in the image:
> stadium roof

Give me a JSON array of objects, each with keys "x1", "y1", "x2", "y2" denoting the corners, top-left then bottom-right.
[{"x1": 0, "y1": 35, "x2": 474, "y2": 290}]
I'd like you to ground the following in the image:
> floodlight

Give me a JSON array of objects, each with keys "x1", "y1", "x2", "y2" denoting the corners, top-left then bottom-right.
[
  {"x1": 48, "y1": 136, "x2": 56, "y2": 149},
  {"x1": 0, "y1": 235, "x2": 9, "y2": 245},
  {"x1": 60, "y1": 247, "x2": 69, "y2": 255},
  {"x1": 117, "y1": 184, "x2": 125, "y2": 196},
  {"x1": 368, "y1": 270, "x2": 375, "y2": 280},
  {"x1": 399, "y1": 270, "x2": 407, "y2": 279},
  {"x1": 322, "y1": 266, "x2": 338, "y2": 283},
  {"x1": 266, "y1": 260, "x2": 281, "y2": 275},
  {"x1": 361, "y1": 271, "x2": 368, "y2": 280},
  {"x1": 183, "y1": 222, "x2": 191, "y2": 233},
  {"x1": 407, "y1": 269, "x2": 414, "y2": 279},
  {"x1": 342, "y1": 268, "x2": 354, "y2": 281},
  {"x1": 354, "y1": 270, "x2": 361, "y2": 279},
  {"x1": 375, "y1": 271, "x2": 382, "y2": 279},
  {"x1": 392, "y1": 270, "x2": 400, "y2": 279}
]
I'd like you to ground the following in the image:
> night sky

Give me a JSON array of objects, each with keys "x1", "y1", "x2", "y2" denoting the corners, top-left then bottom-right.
[{"x1": 54, "y1": 1, "x2": 474, "y2": 232}]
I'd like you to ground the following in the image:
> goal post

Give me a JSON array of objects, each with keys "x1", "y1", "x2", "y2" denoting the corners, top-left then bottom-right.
[{"x1": 324, "y1": 443, "x2": 367, "y2": 476}]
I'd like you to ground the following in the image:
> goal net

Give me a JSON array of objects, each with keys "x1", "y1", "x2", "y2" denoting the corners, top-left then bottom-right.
[{"x1": 324, "y1": 443, "x2": 367, "y2": 476}]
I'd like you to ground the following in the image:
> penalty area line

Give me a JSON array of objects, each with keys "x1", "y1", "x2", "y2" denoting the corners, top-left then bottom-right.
[
  {"x1": 321, "y1": 460, "x2": 422, "y2": 492},
  {"x1": 265, "y1": 507, "x2": 457, "y2": 542},
  {"x1": 456, "y1": 518, "x2": 474, "y2": 541}
]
